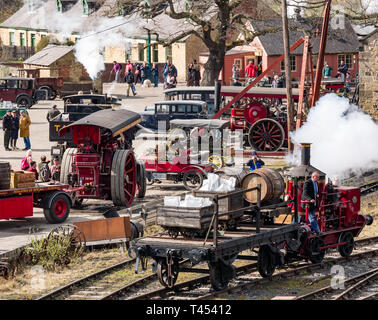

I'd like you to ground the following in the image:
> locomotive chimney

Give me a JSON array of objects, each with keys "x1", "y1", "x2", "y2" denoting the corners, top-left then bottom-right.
[{"x1": 301, "y1": 143, "x2": 311, "y2": 166}]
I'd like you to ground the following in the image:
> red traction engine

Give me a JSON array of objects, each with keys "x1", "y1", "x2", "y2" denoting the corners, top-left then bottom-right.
[
  {"x1": 285, "y1": 143, "x2": 373, "y2": 263},
  {"x1": 59, "y1": 108, "x2": 145, "y2": 207},
  {"x1": 228, "y1": 95, "x2": 289, "y2": 152}
]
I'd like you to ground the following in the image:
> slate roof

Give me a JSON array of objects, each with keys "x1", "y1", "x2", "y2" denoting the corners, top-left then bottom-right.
[
  {"x1": 23, "y1": 45, "x2": 73, "y2": 66},
  {"x1": 250, "y1": 17, "x2": 360, "y2": 55}
]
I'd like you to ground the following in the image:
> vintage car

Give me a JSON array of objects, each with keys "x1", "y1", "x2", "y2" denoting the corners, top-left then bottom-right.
[
  {"x1": 0, "y1": 77, "x2": 43, "y2": 109},
  {"x1": 62, "y1": 93, "x2": 119, "y2": 107},
  {"x1": 139, "y1": 100, "x2": 208, "y2": 131}
]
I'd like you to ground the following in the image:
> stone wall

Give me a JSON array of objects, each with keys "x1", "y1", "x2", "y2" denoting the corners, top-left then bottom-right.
[{"x1": 359, "y1": 31, "x2": 378, "y2": 121}]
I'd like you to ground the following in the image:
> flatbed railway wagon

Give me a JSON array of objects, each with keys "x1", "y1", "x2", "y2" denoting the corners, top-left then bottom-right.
[
  {"x1": 0, "y1": 182, "x2": 74, "y2": 224},
  {"x1": 130, "y1": 186, "x2": 300, "y2": 291}
]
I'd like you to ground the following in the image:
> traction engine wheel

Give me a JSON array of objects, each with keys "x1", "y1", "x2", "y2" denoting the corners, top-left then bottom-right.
[
  {"x1": 248, "y1": 118, "x2": 285, "y2": 151},
  {"x1": 208, "y1": 154, "x2": 224, "y2": 170},
  {"x1": 182, "y1": 170, "x2": 204, "y2": 191},
  {"x1": 338, "y1": 232, "x2": 354, "y2": 257},
  {"x1": 111, "y1": 150, "x2": 137, "y2": 207},
  {"x1": 60, "y1": 148, "x2": 77, "y2": 184},
  {"x1": 258, "y1": 245, "x2": 276, "y2": 278},
  {"x1": 157, "y1": 258, "x2": 179, "y2": 288},
  {"x1": 136, "y1": 160, "x2": 147, "y2": 198}
]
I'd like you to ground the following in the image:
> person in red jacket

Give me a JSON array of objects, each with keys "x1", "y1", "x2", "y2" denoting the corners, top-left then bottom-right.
[
  {"x1": 27, "y1": 161, "x2": 39, "y2": 180},
  {"x1": 245, "y1": 61, "x2": 258, "y2": 84}
]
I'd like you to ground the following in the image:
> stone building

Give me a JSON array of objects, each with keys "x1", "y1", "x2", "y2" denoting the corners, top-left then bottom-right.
[
  {"x1": 0, "y1": 0, "x2": 208, "y2": 83},
  {"x1": 356, "y1": 29, "x2": 377, "y2": 121}
]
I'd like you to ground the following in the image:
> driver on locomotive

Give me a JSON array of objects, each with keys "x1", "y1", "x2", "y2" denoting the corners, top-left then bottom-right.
[{"x1": 301, "y1": 171, "x2": 324, "y2": 235}]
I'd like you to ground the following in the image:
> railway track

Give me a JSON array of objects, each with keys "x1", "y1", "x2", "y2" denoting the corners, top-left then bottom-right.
[
  {"x1": 360, "y1": 181, "x2": 378, "y2": 196},
  {"x1": 36, "y1": 235, "x2": 378, "y2": 301},
  {"x1": 297, "y1": 267, "x2": 378, "y2": 300},
  {"x1": 107, "y1": 236, "x2": 378, "y2": 300}
]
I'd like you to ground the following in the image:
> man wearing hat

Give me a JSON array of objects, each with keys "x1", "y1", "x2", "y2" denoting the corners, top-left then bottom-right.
[
  {"x1": 46, "y1": 105, "x2": 61, "y2": 122},
  {"x1": 2, "y1": 110, "x2": 12, "y2": 151},
  {"x1": 247, "y1": 151, "x2": 265, "y2": 171}
]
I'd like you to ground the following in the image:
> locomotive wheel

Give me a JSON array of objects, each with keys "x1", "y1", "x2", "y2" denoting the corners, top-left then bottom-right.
[
  {"x1": 43, "y1": 192, "x2": 71, "y2": 224},
  {"x1": 308, "y1": 238, "x2": 325, "y2": 264},
  {"x1": 258, "y1": 245, "x2": 276, "y2": 278},
  {"x1": 157, "y1": 258, "x2": 179, "y2": 288},
  {"x1": 182, "y1": 170, "x2": 204, "y2": 191},
  {"x1": 111, "y1": 150, "x2": 137, "y2": 207},
  {"x1": 248, "y1": 118, "x2": 285, "y2": 151},
  {"x1": 136, "y1": 160, "x2": 147, "y2": 199},
  {"x1": 338, "y1": 232, "x2": 354, "y2": 257},
  {"x1": 60, "y1": 148, "x2": 77, "y2": 184}
]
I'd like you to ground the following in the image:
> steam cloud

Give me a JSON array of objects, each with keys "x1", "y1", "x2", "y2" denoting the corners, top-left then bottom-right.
[{"x1": 289, "y1": 93, "x2": 378, "y2": 178}]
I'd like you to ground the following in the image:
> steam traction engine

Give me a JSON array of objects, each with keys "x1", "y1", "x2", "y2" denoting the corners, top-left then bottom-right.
[
  {"x1": 59, "y1": 108, "x2": 146, "y2": 207},
  {"x1": 284, "y1": 143, "x2": 373, "y2": 264}
]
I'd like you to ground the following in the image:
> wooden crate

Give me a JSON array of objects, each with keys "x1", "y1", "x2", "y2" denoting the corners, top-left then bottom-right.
[
  {"x1": 156, "y1": 205, "x2": 214, "y2": 230},
  {"x1": 10, "y1": 171, "x2": 35, "y2": 188},
  {"x1": 192, "y1": 189, "x2": 244, "y2": 221}
]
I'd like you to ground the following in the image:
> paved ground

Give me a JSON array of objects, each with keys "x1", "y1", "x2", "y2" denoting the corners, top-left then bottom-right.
[
  {"x1": 0, "y1": 81, "x2": 285, "y2": 256},
  {"x1": 0, "y1": 82, "x2": 170, "y2": 255}
]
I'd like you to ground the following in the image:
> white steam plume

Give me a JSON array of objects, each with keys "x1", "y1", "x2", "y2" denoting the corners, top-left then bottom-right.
[{"x1": 290, "y1": 93, "x2": 378, "y2": 178}]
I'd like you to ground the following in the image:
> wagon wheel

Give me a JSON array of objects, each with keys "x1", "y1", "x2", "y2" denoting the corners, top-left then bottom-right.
[
  {"x1": 180, "y1": 229, "x2": 196, "y2": 239},
  {"x1": 208, "y1": 154, "x2": 224, "y2": 170},
  {"x1": 111, "y1": 150, "x2": 137, "y2": 207},
  {"x1": 258, "y1": 245, "x2": 276, "y2": 278},
  {"x1": 208, "y1": 260, "x2": 234, "y2": 291},
  {"x1": 217, "y1": 221, "x2": 228, "y2": 232},
  {"x1": 167, "y1": 228, "x2": 180, "y2": 239},
  {"x1": 182, "y1": 170, "x2": 204, "y2": 191},
  {"x1": 48, "y1": 224, "x2": 86, "y2": 249},
  {"x1": 307, "y1": 238, "x2": 325, "y2": 264},
  {"x1": 0, "y1": 261, "x2": 13, "y2": 279},
  {"x1": 338, "y1": 232, "x2": 354, "y2": 257},
  {"x1": 157, "y1": 258, "x2": 179, "y2": 288},
  {"x1": 248, "y1": 118, "x2": 285, "y2": 151}
]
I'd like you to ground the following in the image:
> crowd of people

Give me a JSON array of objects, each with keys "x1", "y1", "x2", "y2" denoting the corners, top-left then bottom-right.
[
  {"x1": 20, "y1": 149, "x2": 60, "y2": 183},
  {"x1": 2, "y1": 109, "x2": 31, "y2": 151},
  {"x1": 110, "y1": 59, "x2": 179, "y2": 91}
]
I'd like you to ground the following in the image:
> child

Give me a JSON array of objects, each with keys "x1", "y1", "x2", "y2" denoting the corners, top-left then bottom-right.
[
  {"x1": 50, "y1": 157, "x2": 61, "y2": 182},
  {"x1": 27, "y1": 161, "x2": 39, "y2": 180},
  {"x1": 38, "y1": 155, "x2": 51, "y2": 182},
  {"x1": 21, "y1": 149, "x2": 32, "y2": 170}
]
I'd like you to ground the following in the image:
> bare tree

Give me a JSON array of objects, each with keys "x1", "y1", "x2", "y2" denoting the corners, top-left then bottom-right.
[{"x1": 118, "y1": 0, "x2": 281, "y2": 85}]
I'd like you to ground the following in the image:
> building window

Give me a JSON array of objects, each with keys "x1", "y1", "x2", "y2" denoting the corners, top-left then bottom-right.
[
  {"x1": 9, "y1": 32, "x2": 15, "y2": 46},
  {"x1": 31, "y1": 34, "x2": 36, "y2": 48},
  {"x1": 20, "y1": 33, "x2": 25, "y2": 46},
  {"x1": 57, "y1": 0, "x2": 62, "y2": 13},
  {"x1": 281, "y1": 55, "x2": 296, "y2": 72},
  {"x1": 138, "y1": 43, "x2": 145, "y2": 62},
  {"x1": 82, "y1": 0, "x2": 89, "y2": 16},
  {"x1": 153, "y1": 44, "x2": 158, "y2": 62},
  {"x1": 166, "y1": 45, "x2": 172, "y2": 61},
  {"x1": 338, "y1": 54, "x2": 353, "y2": 70}
]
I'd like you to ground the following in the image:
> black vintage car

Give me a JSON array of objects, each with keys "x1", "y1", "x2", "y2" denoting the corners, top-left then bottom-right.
[{"x1": 139, "y1": 100, "x2": 208, "y2": 131}]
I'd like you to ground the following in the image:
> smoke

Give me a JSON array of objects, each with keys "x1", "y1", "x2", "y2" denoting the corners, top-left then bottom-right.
[
  {"x1": 289, "y1": 93, "x2": 378, "y2": 179},
  {"x1": 27, "y1": 1, "x2": 137, "y2": 80}
]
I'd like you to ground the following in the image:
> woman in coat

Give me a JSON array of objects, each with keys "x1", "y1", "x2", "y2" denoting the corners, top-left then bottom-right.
[
  {"x1": 19, "y1": 110, "x2": 31, "y2": 150},
  {"x1": 10, "y1": 110, "x2": 19, "y2": 150}
]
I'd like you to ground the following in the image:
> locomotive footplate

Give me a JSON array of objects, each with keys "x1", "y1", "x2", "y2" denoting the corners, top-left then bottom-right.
[{"x1": 130, "y1": 223, "x2": 300, "y2": 290}]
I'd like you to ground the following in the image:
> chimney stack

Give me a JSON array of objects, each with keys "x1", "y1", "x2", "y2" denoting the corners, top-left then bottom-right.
[{"x1": 301, "y1": 143, "x2": 311, "y2": 166}]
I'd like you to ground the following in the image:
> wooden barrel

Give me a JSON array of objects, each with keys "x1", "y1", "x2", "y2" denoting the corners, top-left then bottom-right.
[
  {"x1": 258, "y1": 168, "x2": 285, "y2": 200},
  {"x1": 241, "y1": 168, "x2": 285, "y2": 203},
  {"x1": 215, "y1": 167, "x2": 247, "y2": 188},
  {"x1": 241, "y1": 170, "x2": 273, "y2": 203},
  {"x1": 0, "y1": 162, "x2": 11, "y2": 190}
]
